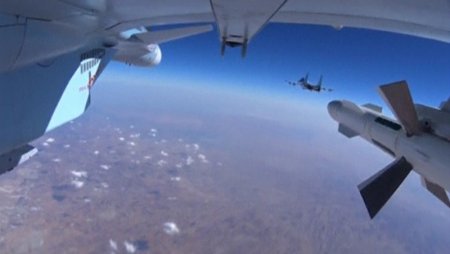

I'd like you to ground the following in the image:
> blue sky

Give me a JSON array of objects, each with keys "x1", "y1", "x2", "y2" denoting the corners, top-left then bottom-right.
[{"x1": 109, "y1": 23, "x2": 450, "y2": 107}]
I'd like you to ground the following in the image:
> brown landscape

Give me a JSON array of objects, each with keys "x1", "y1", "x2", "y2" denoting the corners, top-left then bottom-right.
[{"x1": 0, "y1": 80, "x2": 449, "y2": 254}]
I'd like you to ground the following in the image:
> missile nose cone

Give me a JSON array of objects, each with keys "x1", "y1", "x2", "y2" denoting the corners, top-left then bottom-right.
[{"x1": 328, "y1": 100, "x2": 342, "y2": 121}]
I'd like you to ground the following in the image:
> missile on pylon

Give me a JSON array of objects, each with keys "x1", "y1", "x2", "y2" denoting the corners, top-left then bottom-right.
[{"x1": 328, "y1": 81, "x2": 450, "y2": 219}]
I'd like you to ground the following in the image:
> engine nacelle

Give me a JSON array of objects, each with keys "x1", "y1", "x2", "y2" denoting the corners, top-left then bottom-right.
[
  {"x1": 415, "y1": 104, "x2": 450, "y2": 140},
  {"x1": 114, "y1": 44, "x2": 162, "y2": 67}
]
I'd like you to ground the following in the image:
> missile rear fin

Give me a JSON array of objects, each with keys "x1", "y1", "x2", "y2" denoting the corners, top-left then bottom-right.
[
  {"x1": 440, "y1": 98, "x2": 450, "y2": 112},
  {"x1": 358, "y1": 157, "x2": 413, "y2": 219},
  {"x1": 362, "y1": 103, "x2": 382, "y2": 113},
  {"x1": 338, "y1": 124, "x2": 359, "y2": 138},
  {"x1": 421, "y1": 177, "x2": 450, "y2": 207},
  {"x1": 378, "y1": 81, "x2": 422, "y2": 136}
]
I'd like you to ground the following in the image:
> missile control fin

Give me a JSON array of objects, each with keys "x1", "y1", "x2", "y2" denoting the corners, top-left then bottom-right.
[
  {"x1": 378, "y1": 81, "x2": 421, "y2": 136},
  {"x1": 358, "y1": 157, "x2": 413, "y2": 219},
  {"x1": 421, "y1": 177, "x2": 450, "y2": 207},
  {"x1": 338, "y1": 124, "x2": 359, "y2": 138}
]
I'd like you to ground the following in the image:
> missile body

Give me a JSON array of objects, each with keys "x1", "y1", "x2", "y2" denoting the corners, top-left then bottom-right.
[{"x1": 328, "y1": 95, "x2": 450, "y2": 218}]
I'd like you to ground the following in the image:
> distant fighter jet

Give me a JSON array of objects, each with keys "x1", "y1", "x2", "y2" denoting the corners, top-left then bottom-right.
[{"x1": 286, "y1": 73, "x2": 333, "y2": 92}]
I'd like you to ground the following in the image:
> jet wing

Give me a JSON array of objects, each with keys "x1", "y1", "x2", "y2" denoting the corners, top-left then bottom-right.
[{"x1": 103, "y1": 0, "x2": 450, "y2": 45}]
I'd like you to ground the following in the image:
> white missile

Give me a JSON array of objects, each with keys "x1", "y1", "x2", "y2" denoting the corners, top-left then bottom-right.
[{"x1": 328, "y1": 81, "x2": 450, "y2": 219}]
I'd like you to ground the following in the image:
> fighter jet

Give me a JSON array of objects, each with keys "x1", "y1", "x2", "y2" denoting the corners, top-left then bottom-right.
[
  {"x1": 328, "y1": 81, "x2": 450, "y2": 219},
  {"x1": 286, "y1": 74, "x2": 332, "y2": 92}
]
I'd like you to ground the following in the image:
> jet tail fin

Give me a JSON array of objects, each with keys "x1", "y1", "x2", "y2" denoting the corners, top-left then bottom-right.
[
  {"x1": 421, "y1": 177, "x2": 450, "y2": 207},
  {"x1": 318, "y1": 75, "x2": 323, "y2": 87},
  {"x1": 338, "y1": 124, "x2": 359, "y2": 138},
  {"x1": 0, "y1": 145, "x2": 37, "y2": 175}
]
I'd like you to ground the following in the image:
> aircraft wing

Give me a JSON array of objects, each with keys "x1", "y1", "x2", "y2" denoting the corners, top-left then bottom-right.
[{"x1": 1, "y1": 0, "x2": 450, "y2": 172}]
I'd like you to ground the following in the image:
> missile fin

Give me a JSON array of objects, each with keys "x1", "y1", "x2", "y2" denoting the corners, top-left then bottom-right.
[
  {"x1": 358, "y1": 157, "x2": 412, "y2": 219},
  {"x1": 338, "y1": 124, "x2": 358, "y2": 138},
  {"x1": 362, "y1": 103, "x2": 382, "y2": 113},
  {"x1": 440, "y1": 98, "x2": 450, "y2": 112},
  {"x1": 378, "y1": 81, "x2": 421, "y2": 136},
  {"x1": 421, "y1": 177, "x2": 450, "y2": 207}
]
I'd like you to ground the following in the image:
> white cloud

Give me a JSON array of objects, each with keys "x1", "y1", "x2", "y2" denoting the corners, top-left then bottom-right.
[
  {"x1": 163, "y1": 222, "x2": 180, "y2": 235},
  {"x1": 94, "y1": 150, "x2": 99, "y2": 155},
  {"x1": 71, "y1": 171, "x2": 88, "y2": 178},
  {"x1": 124, "y1": 241, "x2": 136, "y2": 253},
  {"x1": 193, "y1": 143, "x2": 200, "y2": 151},
  {"x1": 71, "y1": 180, "x2": 84, "y2": 189},
  {"x1": 161, "y1": 150, "x2": 168, "y2": 157},
  {"x1": 175, "y1": 163, "x2": 182, "y2": 168},
  {"x1": 100, "y1": 164, "x2": 110, "y2": 170},
  {"x1": 128, "y1": 141, "x2": 136, "y2": 146},
  {"x1": 144, "y1": 155, "x2": 152, "y2": 160},
  {"x1": 157, "y1": 160, "x2": 167, "y2": 167},
  {"x1": 52, "y1": 158, "x2": 61, "y2": 163},
  {"x1": 109, "y1": 239, "x2": 118, "y2": 251},
  {"x1": 42, "y1": 142, "x2": 49, "y2": 147},
  {"x1": 46, "y1": 137, "x2": 55, "y2": 143},
  {"x1": 119, "y1": 137, "x2": 125, "y2": 141},
  {"x1": 198, "y1": 154, "x2": 208, "y2": 163},
  {"x1": 101, "y1": 182, "x2": 109, "y2": 188},
  {"x1": 217, "y1": 162, "x2": 223, "y2": 167},
  {"x1": 129, "y1": 133, "x2": 141, "y2": 138},
  {"x1": 64, "y1": 144, "x2": 71, "y2": 148},
  {"x1": 170, "y1": 177, "x2": 181, "y2": 182},
  {"x1": 150, "y1": 128, "x2": 158, "y2": 133},
  {"x1": 186, "y1": 156, "x2": 194, "y2": 166}
]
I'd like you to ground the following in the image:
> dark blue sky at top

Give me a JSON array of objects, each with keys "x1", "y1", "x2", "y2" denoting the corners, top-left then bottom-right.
[{"x1": 112, "y1": 23, "x2": 450, "y2": 106}]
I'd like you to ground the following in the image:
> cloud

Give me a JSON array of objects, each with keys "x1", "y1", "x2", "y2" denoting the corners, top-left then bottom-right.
[
  {"x1": 46, "y1": 137, "x2": 55, "y2": 143},
  {"x1": 100, "y1": 164, "x2": 110, "y2": 170},
  {"x1": 52, "y1": 158, "x2": 62, "y2": 163},
  {"x1": 71, "y1": 171, "x2": 87, "y2": 178},
  {"x1": 198, "y1": 154, "x2": 208, "y2": 163},
  {"x1": 186, "y1": 156, "x2": 194, "y2": 166},
  {"x1": 119, "y1": 137, "x2": 125, "y2": 141},
  {"x1": 129, "y1": 133, "x2": 141, "y2": 138},
  {"x1": 157, "y1": 159, "x2": 167, "y2": 167},
  {"x1": 71, "y1": 180, "x2": 84, "y2": 189},
  {"x1": 64, "y1": 144, "x2": 71, "y2": 148},
  {"x1": 109, "y1": 239, "x2": 118, "y2": 251},
  {"x1": 94, "y1": 150, "x2": 99, "y2": 155},
  {"x1": 170, "y1": 177, "x2": 181, "y2": 182},
  {"x1": 161, "y1": 150, "x2": 169, "y2": 157},
  {"x1": 128, "y1": 141, "x2": 136, "y2": 146},
  {"x1": 123, "y1": 241, "x2": 136, "y2": 253},
  {"x1": 163, "y1": 222, "x2": 180, "y2": 235}
]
